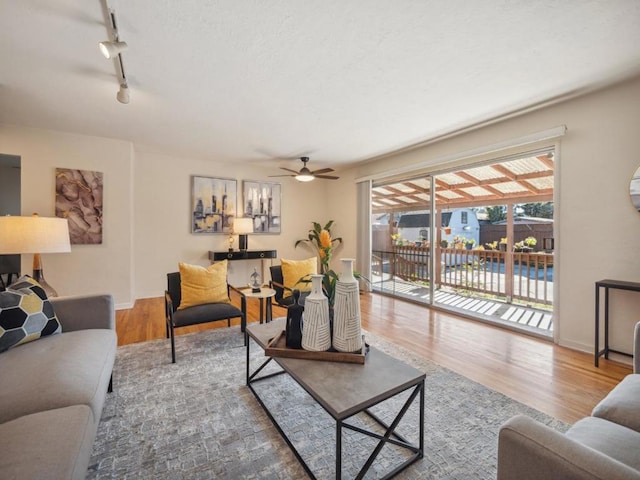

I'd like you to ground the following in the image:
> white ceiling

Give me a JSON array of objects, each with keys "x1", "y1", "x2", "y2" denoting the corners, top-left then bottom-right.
[{"x1": 2, "y1": 1, "x2": 640, "y2": 173}]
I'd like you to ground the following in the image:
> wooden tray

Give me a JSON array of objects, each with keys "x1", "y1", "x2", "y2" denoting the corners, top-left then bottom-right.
[{"x1": 265, "y1": 330, "x2": 367, "y2": 364}]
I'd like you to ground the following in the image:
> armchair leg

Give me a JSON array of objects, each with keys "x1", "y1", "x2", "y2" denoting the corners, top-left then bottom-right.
[
  {"x1": 170, "y1": 324, "x2": 176, "y2": 363},
  {"x1": 227, "y1": 318, "x2": 231, "y2": 328},
  {"x1": 108, "y1": 374, "x2": 113, "y2": 393}
]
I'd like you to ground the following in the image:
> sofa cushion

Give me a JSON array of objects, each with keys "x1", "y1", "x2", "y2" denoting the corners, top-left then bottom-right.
[
  {"x1": 0, "y1": 405, "x2": 95, "y2": 480},
  {"x1": 281, "y1": 257, "x2": 317, "y2": 298},
  {"x1": 566, "y1": 416, "x2": 640, "y2": 471},
  {"x1": 592, "y1": 374, "x2": 640, "y2": 433},
  {"x1": 0, "y1": 329, "x2": 116, "y2": 425},
  {"x1": 0, "y1": 276, "x2": 61, "y2": 352},
  {"x1": 178, "y1": 261, "x2": 230, "y2": 310}
]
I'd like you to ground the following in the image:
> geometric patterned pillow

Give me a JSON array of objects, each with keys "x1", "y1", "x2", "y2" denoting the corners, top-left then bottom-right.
[{"x1": 0, "y1": 275, "x2": 62, "y2": 352}]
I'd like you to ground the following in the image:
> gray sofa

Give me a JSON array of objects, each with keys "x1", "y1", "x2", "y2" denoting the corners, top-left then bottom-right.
[
  {"x1": 497, "y1": 321, "x2": 640, "y2": 480},
  {"x1": 0, "y1": 294, "x2": 117, "y2": 480}
]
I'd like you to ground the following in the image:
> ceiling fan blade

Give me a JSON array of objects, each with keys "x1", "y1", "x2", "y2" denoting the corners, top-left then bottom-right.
[
  {"x1": 310, "y1": 168, "x2": 335, "y2": 175},
  {"x1": 279, "y1": 167, "x2": 300, "y2": 174},
  {"x1": 268, "y1": 174, "x2": 295, "y2": 177},
  {"x1": 315, "y1": 174, "x2": 340, "y2": 180}
]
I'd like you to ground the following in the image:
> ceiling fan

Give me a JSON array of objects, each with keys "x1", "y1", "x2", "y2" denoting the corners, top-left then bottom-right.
[{"x1": 270, "y1": 157, "x2": 339, "y2": 182}]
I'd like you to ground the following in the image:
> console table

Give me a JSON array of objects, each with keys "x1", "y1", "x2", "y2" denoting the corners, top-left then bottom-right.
[
  {"x1": 594, "y1": 279, "x2": 640, "y2": 367},
  {"x1": 209, "y1": 250, "x2": 277, "y2": 261},
  {"x1": 209, "y1": 250, "x2": 277, "y2": 286}
]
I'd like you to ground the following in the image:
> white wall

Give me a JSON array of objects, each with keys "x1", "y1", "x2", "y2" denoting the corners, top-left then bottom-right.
[
  {"x1": 0, "y1": 125, "x2": 134, "y2": 307},
  {"x1": 331, "y1": 74, "x2": 640, "y2": 355},
  {"x1": 133, "y1": 150, "x2": 330, "y2": 299}
]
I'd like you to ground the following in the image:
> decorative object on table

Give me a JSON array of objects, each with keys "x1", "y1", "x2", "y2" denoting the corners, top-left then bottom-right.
[
  {"x1": 55, "y1": 168, "x2": 103, "y2": 244},
  {"x1": 285, "y1": 289, "x2": 303, "y2": 349},
  {"x1": 0, "y1": 214, "x2": 71, "y2": 297},
  {"x1": 301, "y1": 274, "x2": 331, "y2": 352},
  {"x1": 233, "y1": 217, "x2": 253, "y2": 251},
  {"x1": 242, "y1": 180, "x2": 281, "y2": 233},
  {"x1": 249, "y1": 267, "x2": 261, "y2": 293},
  {"x1": 630, "y1": 164, "x2": 640, "y2": 211},
  {"x1": 266, "y1": 329, "x2": 366, "y2": 364},
  {"x1": 191, "y1": 176, "x2": 236, "y2": 234},
  {"x1": 227, "y1": 233, "x2": 234, "y2": 252},
  {"x1": 332, "y1": 258, "x2": 363, "y2": 353}
]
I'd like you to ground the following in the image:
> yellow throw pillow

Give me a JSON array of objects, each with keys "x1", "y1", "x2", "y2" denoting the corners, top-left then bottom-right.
[
  {"x1": 178, "y1": 261, "x2": 230, "y2": 310},
  {"x1": 281, "y1": 257, "x2": 318, "y2": 298}
]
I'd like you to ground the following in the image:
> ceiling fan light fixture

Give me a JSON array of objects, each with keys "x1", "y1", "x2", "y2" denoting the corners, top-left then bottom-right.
[
  {"x1": 99, "y1": 40, "x2": 128, "y2": 59},
  {"x1": 295, "y1": 173, "x2": 315, "y2": 182}
]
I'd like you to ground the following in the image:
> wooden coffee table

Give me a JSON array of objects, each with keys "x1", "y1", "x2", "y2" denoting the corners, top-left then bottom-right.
[{"x1": 246, "y1": 319, "x2": 425, "y2": 479}]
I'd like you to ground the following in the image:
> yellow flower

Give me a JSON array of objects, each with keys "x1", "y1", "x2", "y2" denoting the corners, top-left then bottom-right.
[
  {"x1": 319, "y1": 229, "x2": 332, "y2": 248},
  {"x1": 319, "y1": 250, "x2": 327, "y2": 259}
]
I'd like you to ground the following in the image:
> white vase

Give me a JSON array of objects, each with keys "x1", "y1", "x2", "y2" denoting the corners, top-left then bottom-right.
[
  {"x1": 332, "y1": 259, "x2": 363, "y2": 353},
  {"x1": 301, "y1": 274, "x2": 331, "y2": 351}
]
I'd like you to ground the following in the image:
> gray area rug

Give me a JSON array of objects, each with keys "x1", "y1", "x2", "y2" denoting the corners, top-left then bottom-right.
[{"x1": 88, "y1": 325, "x2": 567, "y2": 479}]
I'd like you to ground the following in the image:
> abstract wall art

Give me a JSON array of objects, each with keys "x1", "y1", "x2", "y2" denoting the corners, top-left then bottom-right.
[
  {"x1": 191, "y1": 176, "x2": 237, "y2": 234},
  {"x1": 55, "y1": 168, "x2": 103, "y2": 244},
  {"x1": 242, "y1": 180, "x2": 281, "y2": 234}
]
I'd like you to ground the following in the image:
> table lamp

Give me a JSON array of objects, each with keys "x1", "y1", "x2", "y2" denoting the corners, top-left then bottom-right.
[
  {"x1": 233, "y1": 217, "x2": 254, "y2": 251},
  {"x1": 0, "y1": 214, "x2": 71, "y2": 297}
]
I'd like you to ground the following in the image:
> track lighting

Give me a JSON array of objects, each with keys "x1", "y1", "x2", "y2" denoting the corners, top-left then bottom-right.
[
  {"x1": 116, "y1": 83, "x2": 130, "y2": 104},
  {"x1": 100, "y1": 7, "x2": 131, "y2": 104},
  {"x1": 99, "y1": 40, "x2": 128, "y2": 59}
]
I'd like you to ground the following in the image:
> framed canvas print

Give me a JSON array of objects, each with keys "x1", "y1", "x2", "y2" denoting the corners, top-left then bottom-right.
[
  {"x1": 55, "y1": 168, "x2": 103, "y2": 244},
  {"x1": 242, "y1": 180, "x2": 281, "y2": 233},
  {"x1": 191, "y1": 176, "x2": 237, "y2": 234}
]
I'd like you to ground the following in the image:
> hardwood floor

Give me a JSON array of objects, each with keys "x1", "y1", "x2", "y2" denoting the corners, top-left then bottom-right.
[{"x1": 116, "y1": 291, "x2": 632, "y2": 425}]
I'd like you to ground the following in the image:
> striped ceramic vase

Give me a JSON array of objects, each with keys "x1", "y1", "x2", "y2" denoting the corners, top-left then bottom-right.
[
  {"x1": 332, "y1": 258, "x2": 363, "y2": 353},
  {"x1": 301, "y1": 275, "x2": 331, "y2": 351}
]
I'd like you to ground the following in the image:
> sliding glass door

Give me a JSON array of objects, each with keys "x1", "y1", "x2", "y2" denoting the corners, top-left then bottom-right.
[{"x1": 368, "y1": 149, "x2": 555, "y2": 336}]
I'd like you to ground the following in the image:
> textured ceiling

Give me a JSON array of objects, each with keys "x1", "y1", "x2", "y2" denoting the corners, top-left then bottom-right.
[{"x1": 1, "y1": 1, "x2": 640, "y2": 173}]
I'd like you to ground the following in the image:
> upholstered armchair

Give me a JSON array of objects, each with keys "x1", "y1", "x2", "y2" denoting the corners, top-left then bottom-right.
[
  {"x1": 165, "y1": 266, "x2": 246, "y2": 363},
  {"x1": 269, "y1": 264, "x2": 311, "y2": 310},
  {"x1": 497, "y1": 321, "x2": 640, "y2": 480}
]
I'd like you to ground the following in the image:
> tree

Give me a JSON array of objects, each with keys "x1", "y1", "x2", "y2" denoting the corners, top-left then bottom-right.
[
  {"x1": 520, "y1": 202, "x2": 554, "y2": 219},
  {"x1": 487, "y1": 205, "x2": 506, "y2": 223}
]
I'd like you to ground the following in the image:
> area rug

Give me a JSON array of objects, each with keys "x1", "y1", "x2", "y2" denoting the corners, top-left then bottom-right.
[{"x1": 87, "y1": 326, "x2": 567, "y2": 479}]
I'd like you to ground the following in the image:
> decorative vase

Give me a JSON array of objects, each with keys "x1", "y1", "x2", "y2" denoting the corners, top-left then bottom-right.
[
  {"x1": 332, "y1": 258, "x2": 363, "y2": 353},
  {"x1": 285, "y1": 289, "x2": 304, "y2": 349},
  {"x1": 301, "y1": 275, "x2": 331, "y2": 351}
]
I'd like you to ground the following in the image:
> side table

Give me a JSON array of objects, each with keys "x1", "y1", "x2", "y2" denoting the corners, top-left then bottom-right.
[
  {"x1": 595, "y1": 279, "x2": 640, "y2": 366},
  {"x1": 240, "y1": 287, "x2": 276, "y2": 325}
]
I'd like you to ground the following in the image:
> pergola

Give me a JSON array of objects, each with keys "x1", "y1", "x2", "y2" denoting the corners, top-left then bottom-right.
[{"x1": 371, "y1": 154, "x2": 554, "y2": 214}]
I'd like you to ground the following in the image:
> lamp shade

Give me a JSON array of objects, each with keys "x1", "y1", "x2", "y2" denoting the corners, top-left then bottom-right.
[
  {"x1": 233, "y1": 217, "x2": 254, "y2": 235},
  {"x1": 0, "y1": 215, "x2": 71, "y2": 254}
]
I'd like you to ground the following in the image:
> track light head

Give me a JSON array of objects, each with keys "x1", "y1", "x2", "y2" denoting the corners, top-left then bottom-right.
[
  {"x1": 116, "y1": 84, "x2": 130, "y2": 104},
  {"x1": 99, "y1": 40, "x2": 128, "y2": 59}
]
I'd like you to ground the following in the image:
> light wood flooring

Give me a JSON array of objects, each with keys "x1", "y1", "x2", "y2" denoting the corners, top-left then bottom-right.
[{"x1": 115, "y1": 292, "x2": 632, "y2": 425}]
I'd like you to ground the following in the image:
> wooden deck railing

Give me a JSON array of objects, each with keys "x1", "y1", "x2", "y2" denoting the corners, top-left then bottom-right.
[{"x1": 372, "y1": 246, "x2": 554, "y2": 306}]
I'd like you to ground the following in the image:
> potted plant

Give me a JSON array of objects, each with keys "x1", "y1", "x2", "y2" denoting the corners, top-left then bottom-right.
[
  {"x1": 524, "y1": 236, "x2": 537, "y2": 251},
  {"x1": 499, "y1": 237, "x2": 508, "y2": 252},
  {"x1": 464, "y1": 238, "x2": 476, "y2": 250},
  {"x1": 440, "y1": 239, "x2": 449, "y2": 248},
  {"x1": 485, "y1": 240, "x2": 498, "y2": 250}
]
